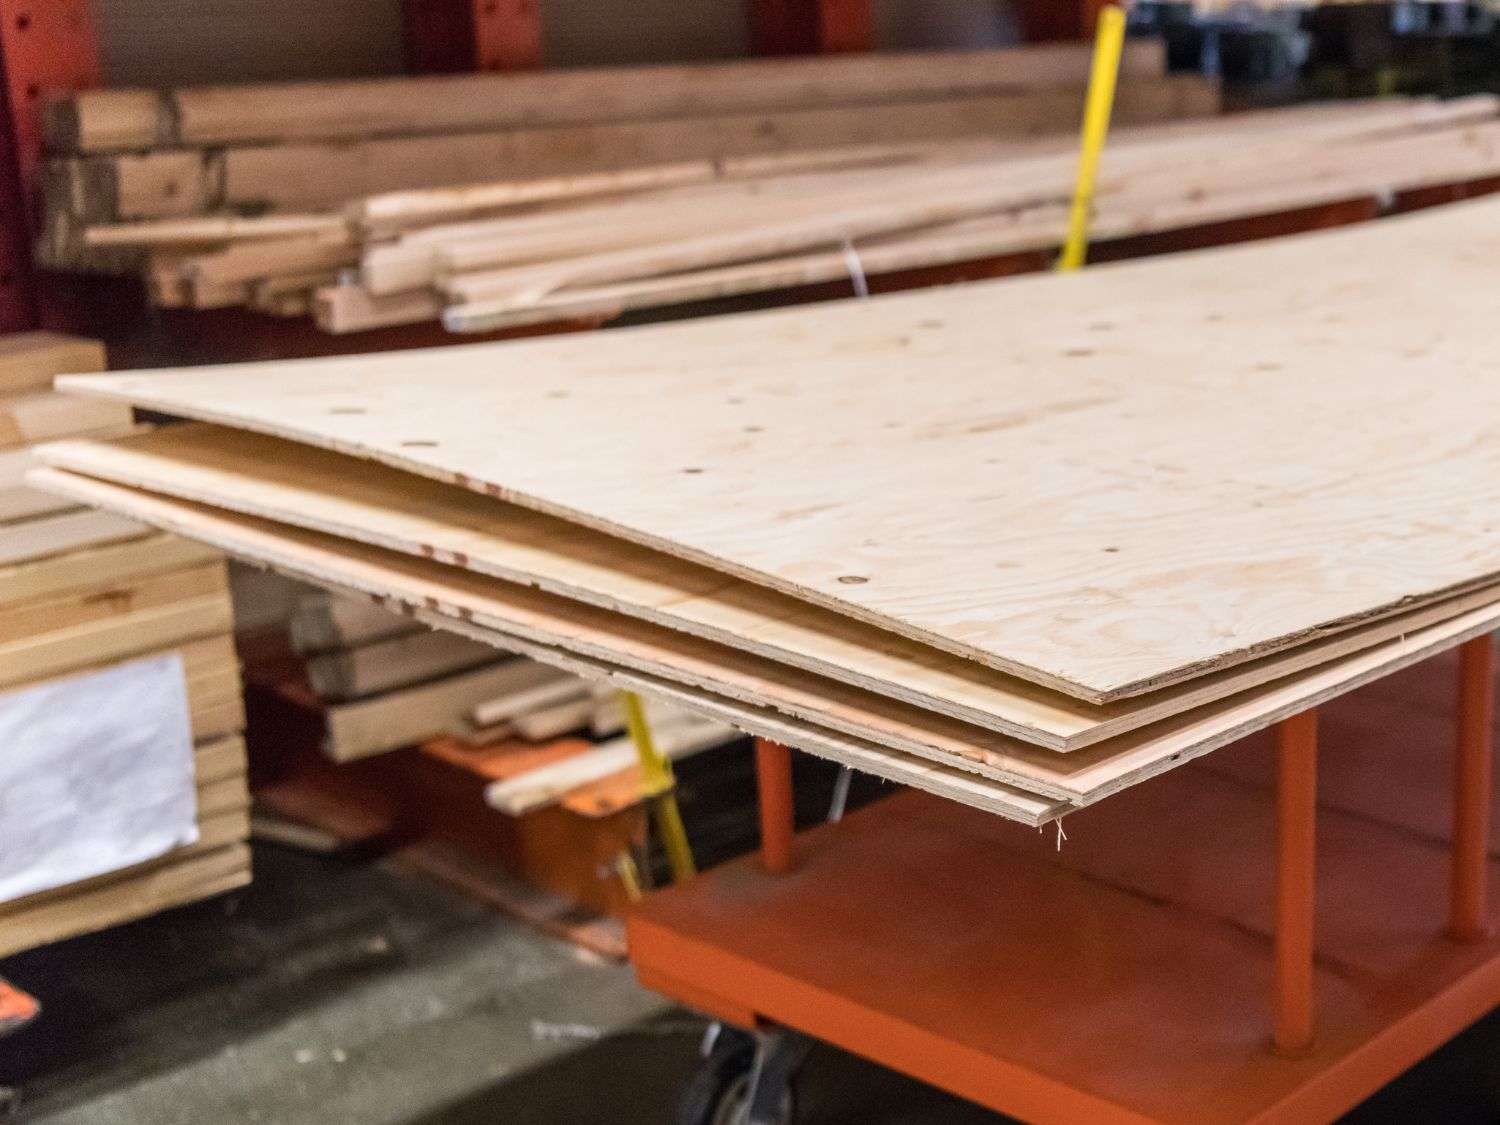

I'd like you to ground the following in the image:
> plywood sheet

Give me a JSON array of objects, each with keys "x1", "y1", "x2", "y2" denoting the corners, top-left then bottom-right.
[
  {"x1": 31, "y1": 466, "x2": 1062, "y2": 825},
  {"x1": 59, "y1": 196, "x2": 1500, "y2": 701},
  {"x1": 32, "y1": 466, "x2": 1500, "y2": 815},
  {"x1": 40, "y1": 424, "x2": 1500, "y2": 751}
]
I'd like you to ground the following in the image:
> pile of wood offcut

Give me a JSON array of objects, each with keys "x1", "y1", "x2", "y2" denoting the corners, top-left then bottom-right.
[
  {"x1": 24, "y1": 194, "x2": 1500, "y2": 833},
  {"x1": 0, "y1": 333, "x2": 247, "y2": 958},
  {"x1": 35, "y1": 39, "x2": 1227, "y2": 329}
]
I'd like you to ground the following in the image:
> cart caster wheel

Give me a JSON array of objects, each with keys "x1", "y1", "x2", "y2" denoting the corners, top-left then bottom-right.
[{"x1": 677, "y1": 1026, "x2": 798, "y2": 1125}]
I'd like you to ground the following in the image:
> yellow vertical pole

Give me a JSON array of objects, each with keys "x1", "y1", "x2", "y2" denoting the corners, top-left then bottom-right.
[
  {"x1": 1057, "y1": 4, "x2": 1127, "y2": 273},
  {"x1": 621, "y1": 691, "x2": 697, "y2": 882}
]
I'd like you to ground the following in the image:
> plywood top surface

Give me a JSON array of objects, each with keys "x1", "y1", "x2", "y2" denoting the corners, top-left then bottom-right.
[{"x1": 60, "y1": 196, "x2": 1500, "y2": 700}]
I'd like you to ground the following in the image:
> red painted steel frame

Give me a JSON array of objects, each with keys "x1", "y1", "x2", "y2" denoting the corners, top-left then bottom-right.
[
  {"x1": 755, "y1": 737, "x2": 796, "y2": 875},
  {"x1": 0, "y1": 0, "x2": 101, "y2": 331},
  {"x1": 1451, "y1": 634, "x2": 1494, "y2": 941},
  {"x1": 1274, "y1": 709, "x2": 1318, "y2": 1057}
]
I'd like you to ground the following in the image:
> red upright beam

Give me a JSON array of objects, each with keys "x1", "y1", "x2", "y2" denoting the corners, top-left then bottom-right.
[
  {"x1": 755, "y1": 738, "x2": 796, "y2": 875},
  {"x1": 472, "y1": 0, "x2": 542, "y2": 71},
  {"x1": 748, "y1": 0, "x2": 871, "y2": 56},
  {"x1": 1013, "y1": 0, "x2": 1112, "y2": 42},
  {"x1": 403, "y1": 0, "x2": 541, "y2": 74},
  {"x1": 0, "y1": 0, "x2": 102, "y2": 331},
  {"x1": 1274, "y1": 709, "x2": 1319, "y2": 1057},
  {"x1": 1450, "y1": 633, "x2": 1494, "y2": 942}
]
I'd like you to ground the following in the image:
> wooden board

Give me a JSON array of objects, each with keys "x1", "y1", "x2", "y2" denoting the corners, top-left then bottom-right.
[
  {"x1": 83, "y1": 77, "x2": 1212, "y2": 216},
  {"x1": 161, "y1": 41, "x2": 1168, "y2": 146},
  {"x1": 40, "y1": 424, "x2": 1500, "y2": 751},
  {"x1": 305, "y1": 626, "x2": 502, "y2": 700},
  {"x1": 0, "y1": 842, "x2": 250, "y2": 958},
  {"x1": 0, "y1": 508, "x2": 148, "y2": 565},
  {"x1": 0, "y1": 332, "x2": 106, "y2": 395},
  {"x1": 289, "y1": 588, "x2": 420, "y2": 652},
  {"x1": 0, "y1": 391, "x2": 131, "y2": 448},
  {"x1": 34, "y1": 467, "x2": 1500, "y2": 816},
  {"x1": 0, "y1": 530, "x2": 219, "y2": 606},
  {"x1": 0, "y1": 591, "x2": 232, "y2": 690},
  {"x1": 0, "y1": 560, "x2": 225, "y2": 644},
  {"x1": 59, "y1": 196, "x2": 1500, "y2": 702},
  {"x1": 321, "y1": 659, "x2": 565, "y2": 762}
]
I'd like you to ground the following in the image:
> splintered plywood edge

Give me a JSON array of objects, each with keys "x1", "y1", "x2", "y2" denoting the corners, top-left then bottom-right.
[
  {"x1": 36, "y1": 426, "x2": 1500, "y2": 752},
  {"x1": 51, "y1": 195, "x2": 1500, "y2": 702},
  {"x1": 31, "y1": 465, "x2": 1500, "y2": 815}
]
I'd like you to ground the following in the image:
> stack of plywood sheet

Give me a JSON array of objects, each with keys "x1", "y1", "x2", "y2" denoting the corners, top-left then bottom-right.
[
  {"x1": 34, "y1": 40, "x2": 1223, "y2": 320},
  {"x1": 26, "y1": 194, "x2": 1500, "y2": 830},
  {"x1": 0, "y1": 334, "x2": 247, "y2": 957}
]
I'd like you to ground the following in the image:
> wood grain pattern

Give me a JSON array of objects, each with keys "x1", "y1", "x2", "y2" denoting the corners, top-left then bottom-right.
[
  {"x1": 32, "y1": 467, "x2": 1500, "y2": 816},
  {"x1": 60, "y1": 196, "x2": 1500, "y2": 700},
  {"x1": 40, "y1": 424, "x2": 1500, "y2": 751}
]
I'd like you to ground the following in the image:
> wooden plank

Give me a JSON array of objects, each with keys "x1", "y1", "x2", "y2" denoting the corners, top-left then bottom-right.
[
  {"x1": 305, "y1": 626, "x2": 501, "y2": 700},
  {"x1": 0, "y1": 332, "x2": 106, "y2": 395},
  {"x1": 321, "y1": 658, "x2": 567, "y2": 761},
  {"x1": 0, "y1": 390, "x2": 131, "y2": 448},
  {"x1": 31, "y1": 465, "x2": 1065, "y2": 824},
  {"x1": 485, "y1": 718, "x2": 734, "y2": 814},
  {"x1": 0, "y1": 843, "x2": 250, "y2": 957},
  {"x1": 41, "y1": 425, "x2": 1500, "y2": 752},
  {"x1": 35, "y1": 467, "x2": 1500, "y2": 816},
  {"x1": 0, "y1": 508, "x2": 148, "y2": 565},
  {"x1": 471, "y1": 670, "x2": 587, "y2": 727},
  {"x1": 290, "y1": 588, "x2": 420, "y2": 651},
  {"x1": 0, "y1": 592, "x2": 233, "y2": 689},
  {"x1": 0, "y1": 530, "x2": 219, "y2": 606},
  {"x1": 210, "y1": 77, "x2": 1215, "y2": 213},
  {"x1": 60, "y1": 195, "x2": 1500, "y2": 702},
  {"x1": 79, "y1": 42, "x2": 1165, "y2": 150},
  {"x1": 0, "y1": 559, "x2": 225, "y2": 644}
]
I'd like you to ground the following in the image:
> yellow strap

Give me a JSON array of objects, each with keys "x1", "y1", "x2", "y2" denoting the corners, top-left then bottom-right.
[
  {"x1": 1057, "y1": 5, "x2": 1127, "y2": 273},
  {"x1": 621, "y1": 691, "x2": 697, "y2": 881}
]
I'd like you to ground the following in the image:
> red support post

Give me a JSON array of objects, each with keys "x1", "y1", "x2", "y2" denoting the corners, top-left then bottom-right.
[
  {"x1": 1013, "y1": 0, "x2": 1112, "y2": 42},
  {"x1": 403, "y1": 0, "x2": 541, "y2": 74},
  {"x1": 1274, "y1": 708, "x2": 1318, "y2": 1057},
  {"x1": 472, "y1": 0, "x2": 542, "y2": 71},
  {"x1": 748, "y1": 0, "x2": 871, "y2": 56},
  {"x1": 1450, "y1": 633, "x2": 1494, "y2": 942},
  {"x1": 755, "y1": 738, "x2": 796, "y2": 875},
  {"x1": 0, "y1": 0, "x2": 102, "y2": 331}
]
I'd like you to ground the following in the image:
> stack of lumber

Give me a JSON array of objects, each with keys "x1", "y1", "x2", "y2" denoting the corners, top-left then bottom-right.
[
  {"x1": 282, "y1": 588, "x2": 736, "y2": 772},
  {"x1": 48, "y1": 89, "x2": 1500, "y2": 336},
  {"x1": 34, "y1": 40, "x2": 1223, "y2": 321},
  {"x1": 26, "y1": 195, "x2": 1500, "y2": 830},
  {"x1": 0, "y1": 333, "x2": 247, "y2": 957}
]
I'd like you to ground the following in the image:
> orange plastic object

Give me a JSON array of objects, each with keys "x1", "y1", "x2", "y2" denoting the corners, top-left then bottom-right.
[
  {"x1": 1274, "y1": 709, "x2": 1318, "y2": 1057},
  {"x1": 755, "y1": 738, "x2": 796, "y2": 874},
  {"x1": 1452, "y1": 634, "x2": 1494, "y2": 941}
]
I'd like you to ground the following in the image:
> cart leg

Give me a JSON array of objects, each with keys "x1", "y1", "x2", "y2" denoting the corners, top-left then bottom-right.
[
  {"x1": 1450, "y1": 633, "x2": 1494, "y2": 942},
  {"x1": 746, "y1": 1028, "x2": 810, "y2": 1125},
  {"x1": 1274, "y1": 708, "x2": 1318, "y2": 1057},
  {"x1": 755, "y1": 739, "x2": 795, "y2": 875}
]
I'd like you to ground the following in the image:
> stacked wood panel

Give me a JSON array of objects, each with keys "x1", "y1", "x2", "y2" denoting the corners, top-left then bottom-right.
[
  {"x1": 0, "y1": 334, "x2": 247, "y2": 958},
  {"x1": 26, "y1": 196, "x2": 1500, "y2": 834}
]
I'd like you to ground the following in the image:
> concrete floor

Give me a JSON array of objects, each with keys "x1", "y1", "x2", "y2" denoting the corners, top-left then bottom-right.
[{"x1": 2, "y1": 842, "x2": 1497, "y2": 1124}]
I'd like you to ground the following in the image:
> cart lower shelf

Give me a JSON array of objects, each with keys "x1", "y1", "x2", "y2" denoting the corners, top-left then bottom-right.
[{"x1": 627, "y1": 719, "x2": 1500, "y2": 1124}]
